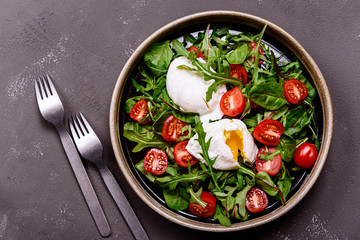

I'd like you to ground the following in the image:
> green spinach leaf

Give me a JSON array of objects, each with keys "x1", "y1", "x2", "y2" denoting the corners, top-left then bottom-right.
[
  {"x1": 225, "y1": 44, "x2": 248, "y2": 64},
  {"x1": 163, "y1": 187, "x2": 189, "y2": 211},
  {"x1": 249, "y1": 82, "x2": 287, "y2": 110},
  {"x1": 278, "y1": 136, "x2": 296, "y2": 162},
  {"x1": 144, "y1": 41, "x2": 173, "y2": 76},
  {"x1": 255, "y1": 171, "x2": 279, "y2": 197}
]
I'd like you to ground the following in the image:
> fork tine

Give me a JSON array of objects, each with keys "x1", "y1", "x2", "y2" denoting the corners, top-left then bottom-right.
[
  {"x1": 75, "y1": 113, "x2": 89, "y2": 134},
  {"x1": 69, "y1": 116, "x2": 80, "y2": 139},
  {"x1": 41, "y1": 75, "x2": 51, "y2": 98},
  {"x1": 37, "y1": 77, "x2": 49, "y2": 99},
  {"x1": 45, "y1": 74, "x2": 57, "y2": 96},
  {"x1": 78, "y1": 112, "x2": 94, "y2": 134},
  {"x1": 74, "y1": 114, "x2": 86, "y2": 137},
  {"x1": 34, "y1": 78, "x2": 43, "y2": 101}
]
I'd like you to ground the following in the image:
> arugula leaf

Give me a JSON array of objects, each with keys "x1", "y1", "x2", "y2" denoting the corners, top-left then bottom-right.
[
  {"x1": 188, "y1": 187, "x2": 207, "y2": 207},
  {"x1": 125, "y1": 95, "x2": 149, "y2": 114},
  {"x1": 231, "y1": 177, "x2": 254, "y2": 220},
  {"x1": 279, "y1": 61, "x2": 301, "y2": 73},
  {"x1": 227, "y1": 32, "x2": 254, "y2": 43},
  {"x1": 194, "y1": 115, "x2": 222, "y2": 192},
  {"x1": 198, "y1": 24, "x2": 217, "y2": 60},
  {"x1": 275, "y1": 163, "x2": 294, "y2": 204},
  {"x1": 172, "y1": 39, "x2": 189, "y2": 57},
  {"x1": 156, "y1": 171, "x2": 207, "y2": 190},
  {"x1": 177, "y1": 61, "x2": 243, "y2": 102},
  {"x1": 153, "y1": 75, "x2": 167, "y2": 100},
  {"x1": 123, "y1": 122, "x2": 173, "y2": 152},
  {"x1": 282, "y1": 106, "x2": 313, "y2": 137},
  {"x1": 135, "y1": 160, "x2": 156, "y2": 183},
  {"x1": 298, "y1": 74, "x2": 316, "y2": 101},
  {"x1": 183, "y1": 32, "x2": 196, "y2": 44},
  {"x1": 236, "y1": 171, "x2": 244, "y2": 190},
  {"x1": 212, "y1": 25, "x2": 230, "y2": 36},
  {"x1": 171, "y1": 109, "x2": 197, "y2": 124},
  {"x1": 257, "y1": 149, "x2": 281, "y2": 161},
  {"x1": 237, "y1": 163, "x2": 256, "y2": 178},
  {"x1": 251, "y1": 25, "x2": 267, "y2": 83},
  {"x1": 214, "y1": 205, "x2": 231, "y2": 227}
]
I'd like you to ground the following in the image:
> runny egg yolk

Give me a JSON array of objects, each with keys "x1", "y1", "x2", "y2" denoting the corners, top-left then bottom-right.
[{"x1": 224, "y1": 130, "x2": 244, "y2": 162}]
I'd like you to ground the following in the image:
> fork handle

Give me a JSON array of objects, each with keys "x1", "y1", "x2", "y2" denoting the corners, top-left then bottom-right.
[
  {"x1": 56, "y1": 126, "x2": 111, "y2": 237},
  {"x1": 97, "y1": 162, "x2": 149, "y2": 240}
]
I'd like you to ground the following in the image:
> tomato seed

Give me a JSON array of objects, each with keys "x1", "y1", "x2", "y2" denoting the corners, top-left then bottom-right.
[
  {"x1": 176, "y1": 123, "x2": 183, "y2": 135},
  {"x1": 168, "y1": 122, "x2": 174, "y2": 135},
  {"x1": 223, "y1": 96, "x2": 230, "y2": 109}
]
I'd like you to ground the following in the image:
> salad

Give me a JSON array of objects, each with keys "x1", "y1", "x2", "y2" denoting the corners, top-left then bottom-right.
[{"x1": 122, "y1": 24, "x2": 320, "y2": 226}]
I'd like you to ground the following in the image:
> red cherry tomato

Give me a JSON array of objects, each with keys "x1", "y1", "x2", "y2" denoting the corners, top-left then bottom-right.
[
  {"x1": 246, "y1": 187, "x2": 268, "y2": 213},
  {"x1": 162, "y1": 115, "x2": 188, "y2": 142},
  {"x1": 255, "y1": 147, "x2": 282, "y2": 176},
  {"x1": 284, "y1": 79, "x2": 309, "y2": 104},
  {"x1": 189, "y1": 191, "x2": 216, "y2": 217},
  {"x1": 174, "y1": 140, "x2": 199, "y2": 167},
  {"x1": 294, "y1": 143, "x2": 318, "y2": 168},
  {"x1": 253, "y1": 119, "x2": 284, "y2": 146},
  {"x1": 187, "y1": 46, "x2": 204, "y2": 59},
  {"x1": 143, "y1": 148, "x2": 168, "y2": 175},
  {"x1": 229, "y1": 64, "x2": 248, "y2": 87},
  {"x1": 219, "y1": 86, "x2": 245, "y2": 117},
  {"x1": 249, "y1": 42, "x2": 264, "y2": 65},
  {"x1": 130, "y1": 99, "x2": 149, "y2": 124}
]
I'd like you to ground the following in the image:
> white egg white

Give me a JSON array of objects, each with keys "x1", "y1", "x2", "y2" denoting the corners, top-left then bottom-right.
[
  {"x1": 166, "y1": 56, "x2": 226, "y2": 123},
  {"x1": 186, "y1": 119, "x2": 258, "y2": 170}
]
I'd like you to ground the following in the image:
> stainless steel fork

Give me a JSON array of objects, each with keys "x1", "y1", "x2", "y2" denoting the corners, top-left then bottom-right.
[
  {"x1": 69, "y1": 113, "x2": 149, "y2": 240},
  {"x1": 35, "y1": 75, "x2": 111, "y2": 237}
]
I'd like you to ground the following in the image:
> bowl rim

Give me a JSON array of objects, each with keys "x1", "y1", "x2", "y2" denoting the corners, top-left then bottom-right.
[{"x1": 109, "y1": 10, "x2": 333, "y2": 232}]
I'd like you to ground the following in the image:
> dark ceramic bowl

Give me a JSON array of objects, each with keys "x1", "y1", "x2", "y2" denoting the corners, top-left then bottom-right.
[{"x1": 109, "y1": 11, "x2": 333, "y2": 232}]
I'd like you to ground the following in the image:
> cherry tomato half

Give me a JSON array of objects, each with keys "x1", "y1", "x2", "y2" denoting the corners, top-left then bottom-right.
[
  {"x1": 255, "y1": 147, "x2": 282, "y2": 176},
  {"x1": 229, "y1": 64, "x2": 248, "y2": 87},
  {"x1": 220, "y1": 86, "x2": 245, "y2": 117},
  {"x1": 143, "y1": 148, "x2": 168, "y2": 175},
  {"x1": 189, "y1": 191, "x2": 216, "y2": 218},
  {"x1": 162, "y1": 115, "x2": 188, "y2": 142},
  {"x1": 284, "y1": 79, "x2": 308, "y2": 104},
  {"x1": 246, "y1": 187, "x2": 268, "y2": 213},
  {"x1": 253, "y1": 119, "x2": 284, "y2": 146},
  {"x1": 174, "y1": 140, "x2": 199, "y2": 167},
  {"x1": 249, "y1": 42, "x2": 264, "y2": 65},
  {"x1": 187, "y1": 46, "x2": 204, "y2": 59},
  {"x1": 294, "y1": 143, "x2": 318, "y2": 168},
  {"x1": 129, "y1": 99, "x2": 149, "y2": 124}
]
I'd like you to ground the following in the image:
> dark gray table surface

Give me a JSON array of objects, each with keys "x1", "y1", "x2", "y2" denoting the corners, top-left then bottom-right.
[{"x1": 1, "y1": 0, "x2": 359, "y2": 239}]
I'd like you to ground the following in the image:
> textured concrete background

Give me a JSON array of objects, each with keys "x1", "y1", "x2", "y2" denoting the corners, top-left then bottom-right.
[{"x1": 1, "y1": 0, "x2": 359, "y2": 239}]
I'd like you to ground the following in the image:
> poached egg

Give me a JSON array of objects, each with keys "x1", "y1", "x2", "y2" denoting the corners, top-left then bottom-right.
[
  {"x1": 186, "y1": 119, "x2": 258, "y2": 170},
  {"x1": 166, "y1": 56, "x2": 226, "y2": 123}
]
